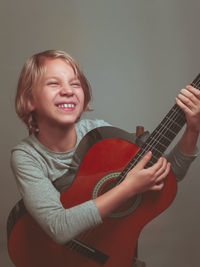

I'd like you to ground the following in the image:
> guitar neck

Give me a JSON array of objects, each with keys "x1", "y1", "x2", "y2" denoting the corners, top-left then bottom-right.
[{"x1": 118, "y1": 73, "x2": 200, "y2": 181}]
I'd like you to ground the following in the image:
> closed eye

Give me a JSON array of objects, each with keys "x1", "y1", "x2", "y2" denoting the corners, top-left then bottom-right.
[
  {"x1": 71, "y1": 79, "x2": 81, "y2": 87},
  {"x1": 72, "y1": 82, "x2": 81, "y2": 87},
  {"x1": 47, "y1": 81, "x2": 59, "y2": 86}
]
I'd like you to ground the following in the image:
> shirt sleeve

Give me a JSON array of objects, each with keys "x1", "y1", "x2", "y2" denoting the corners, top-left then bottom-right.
[
  {"x1": 11, "y1": 149, "x2": 103, "y2": 245},
  {"x1": 166, "y1": 144, "x2": 199, "y2": 182}
]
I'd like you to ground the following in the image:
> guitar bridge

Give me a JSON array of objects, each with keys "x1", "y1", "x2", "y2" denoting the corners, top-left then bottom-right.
[{"x1": 66, "y1": 238, "x2": 109, "y2": 265}]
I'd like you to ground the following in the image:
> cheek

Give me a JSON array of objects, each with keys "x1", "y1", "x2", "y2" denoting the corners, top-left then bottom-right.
[
  {"x1": 40, "y1": 89, "x2": 56, "y2": 104},
  {"x1": 78, "y1": 89, "x2": 85, "y2": 105}
]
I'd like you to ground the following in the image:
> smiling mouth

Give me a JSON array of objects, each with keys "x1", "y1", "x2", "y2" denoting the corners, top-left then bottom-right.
[{"x1": 56, "y1": 103, "x2": 76, "y2": 108}]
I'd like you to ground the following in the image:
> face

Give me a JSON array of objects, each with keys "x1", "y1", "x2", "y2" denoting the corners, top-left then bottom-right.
[{"x1": 30, "y1": 58, "x2": 85, "y2": 130}]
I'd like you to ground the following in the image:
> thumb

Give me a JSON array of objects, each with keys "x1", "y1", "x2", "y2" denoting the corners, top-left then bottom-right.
[{"x1": 134, "y1": 151, "x2": 152, "y2": 171}]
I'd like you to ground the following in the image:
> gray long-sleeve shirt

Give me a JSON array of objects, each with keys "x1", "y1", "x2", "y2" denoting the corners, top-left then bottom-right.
[{"x1": 10, "y1": 119, "x2": 198, "y2": 244}]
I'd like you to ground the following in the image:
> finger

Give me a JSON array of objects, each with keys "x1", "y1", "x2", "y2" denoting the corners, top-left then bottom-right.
[
  {"x1": 178, "y1": 88, "x2": 199, "y2": 106},
  {"x1": 186, "y1": 85, "x2": 200, "y2": 99},
  {"x1": 154, "y1": 158, "x2": 168, "y2": 177},
  {"x1": 149, "y1": 181, "x2": 165, "y2": 191},
  {"x1": 155, "y1": 162, "x2": 171, "y2": 183},
  {"x1": 148, "y1": 156, "x2": 165, "y2": 173},
  {"x1": 175, "y1": 97, "x2": 194, "y2": 115},
  {"x1": 134, "y1": 151, "x2": 152, "y2": 171}
]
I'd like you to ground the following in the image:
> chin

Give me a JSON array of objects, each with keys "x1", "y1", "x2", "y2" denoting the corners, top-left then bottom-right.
[{"x1": 58, "y1": 118, "x2": 80, "y2": 127}]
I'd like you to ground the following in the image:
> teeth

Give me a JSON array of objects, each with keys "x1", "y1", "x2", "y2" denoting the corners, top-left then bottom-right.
[{"x1": 58, "y1": 104, "x2": 75, "y2": 108}]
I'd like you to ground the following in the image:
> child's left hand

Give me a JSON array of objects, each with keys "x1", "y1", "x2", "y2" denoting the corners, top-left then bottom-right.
[{"x1": 175, "y1": 85, "x2": 200, "y2": 133}]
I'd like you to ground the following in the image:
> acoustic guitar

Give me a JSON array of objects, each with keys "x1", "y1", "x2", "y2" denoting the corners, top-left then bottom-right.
[{"x1": 7, "y1": 74, "x2": 200, "y2": 267}]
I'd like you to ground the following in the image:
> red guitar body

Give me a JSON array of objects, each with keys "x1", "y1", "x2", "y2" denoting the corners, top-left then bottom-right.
[{"x1": 7, "y1": 127, "x2": 177, "y2": 267}]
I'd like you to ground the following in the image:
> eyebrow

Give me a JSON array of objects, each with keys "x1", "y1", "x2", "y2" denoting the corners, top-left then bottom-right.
[
  {"x1": 44, "y1": 75, "x2": 79, "y2": 80},
  {"x1": 44, "y1": 76, "x2": 59, "y2": 80}
]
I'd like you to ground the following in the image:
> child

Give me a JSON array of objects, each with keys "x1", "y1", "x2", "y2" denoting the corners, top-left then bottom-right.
[{"x1": 11, "y1": 50, "x2": 200, "y2": 264}]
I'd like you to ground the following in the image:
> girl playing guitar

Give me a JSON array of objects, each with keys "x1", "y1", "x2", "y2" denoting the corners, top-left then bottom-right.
[{"x1": 9, "y1": 50, "x2": 200, "y2": 266}]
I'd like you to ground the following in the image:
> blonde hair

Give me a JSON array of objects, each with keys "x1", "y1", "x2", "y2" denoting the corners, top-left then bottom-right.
[{"x1": 15, "y1": 50, "x2": 92, "y2": 133}]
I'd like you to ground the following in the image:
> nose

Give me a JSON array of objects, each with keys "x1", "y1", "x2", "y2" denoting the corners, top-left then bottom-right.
[{"x1": 60, "y1": 84, "x2": 73, "y2": 96}]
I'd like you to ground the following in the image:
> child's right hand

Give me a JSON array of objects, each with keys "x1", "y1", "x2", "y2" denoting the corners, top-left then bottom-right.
[
  {"x1": 94, "y1": 151, "x2": 171, "y2": 218},
  {"x1": 122, "y1": 151, "x2": 171, "y2": 198}
]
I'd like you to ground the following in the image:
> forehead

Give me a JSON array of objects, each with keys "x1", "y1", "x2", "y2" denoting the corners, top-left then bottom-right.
[{"x1": 42, "y1": 58, "x2": 76, "y2": 77}]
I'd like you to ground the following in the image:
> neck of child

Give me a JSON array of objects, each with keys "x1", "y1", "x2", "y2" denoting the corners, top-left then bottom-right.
[{"x1": 36, "y1": 123, "x2": 77, "y2": 153}]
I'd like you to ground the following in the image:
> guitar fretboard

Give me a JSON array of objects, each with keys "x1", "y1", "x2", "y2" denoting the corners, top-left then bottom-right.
[{"x1": 118, "y1": 73, "x2": 200, "y2": 182}]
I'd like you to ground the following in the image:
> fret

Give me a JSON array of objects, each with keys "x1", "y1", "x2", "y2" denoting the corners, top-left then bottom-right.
[
  {"x1": 162, "y1": 111, "x2": 185, "y2": 127},
  {"x1": 166, "y1": 105, "x2": 185, "y2": 123},
  {"x1": 191, "y1": 81, "x2": 200, "y2": 89},
  {"x1": 160, "y1": 122, "x2": 181, "y2": 136},
  {"x1": 164, "y1": 115, "x2": 182, "y2": 129},
  {"x1": 152, "y1": 127, "x2": 176, "y2": 141},
  {"x1": 148, "y1": 136, "x2": 168, "y2": 150},
  {"x1": 173, "y1": 111, "x2": 186, "y2": 124},
  {"x1": 191, "y1": 73, "x2": 200, "y2": 89},
  {"x1": 143, "y1": 145, "x2": 163, "y2": 158},
  {"x1": 177, "y1": 114, "x2": 186, "y2": 125},
  {"x1": 149, "y1": 133, "x2": 172, "y2": 145}
]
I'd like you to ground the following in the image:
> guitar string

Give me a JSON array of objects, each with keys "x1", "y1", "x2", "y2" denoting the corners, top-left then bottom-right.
[
  {"x1": 146, "y1": 77, "x2": 200, "y2": 160},
  {"x1": 117, "y1": 104, "x2": 185, "y2": 183},
  {"x1": 119, "y1": 105, "x2": 187, "y2": 181},
  {"x1": 68, "y1": 75, "x2": 200, "y2": 253},
  {"x1": 135, "y1": 105, "x2": 183, "y2": 161}
]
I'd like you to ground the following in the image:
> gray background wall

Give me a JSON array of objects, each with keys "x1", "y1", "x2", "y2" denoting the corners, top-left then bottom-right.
[{"x1": 1, "y1": 0, "x2": 200, "y2": 266}]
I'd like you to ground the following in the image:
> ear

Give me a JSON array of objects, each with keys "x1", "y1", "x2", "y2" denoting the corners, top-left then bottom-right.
[
  {"x1": 85, "y1": 104, "x2": 94, "y2": 112},
  {"x1": 27, "y1": 97, "x2": 36, "y2": 112}
]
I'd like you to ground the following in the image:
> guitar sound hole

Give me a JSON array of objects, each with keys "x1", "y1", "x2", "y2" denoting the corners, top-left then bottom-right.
[
  {"x1": 99, "y1": 178, "x2": 141, "y2": 218},
  {"x1": 92, "y1": 172, "x2": 142, "y2": 218},
  {"x1": 100, "y1": 179, "x2": 119, "y2": 195}
]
